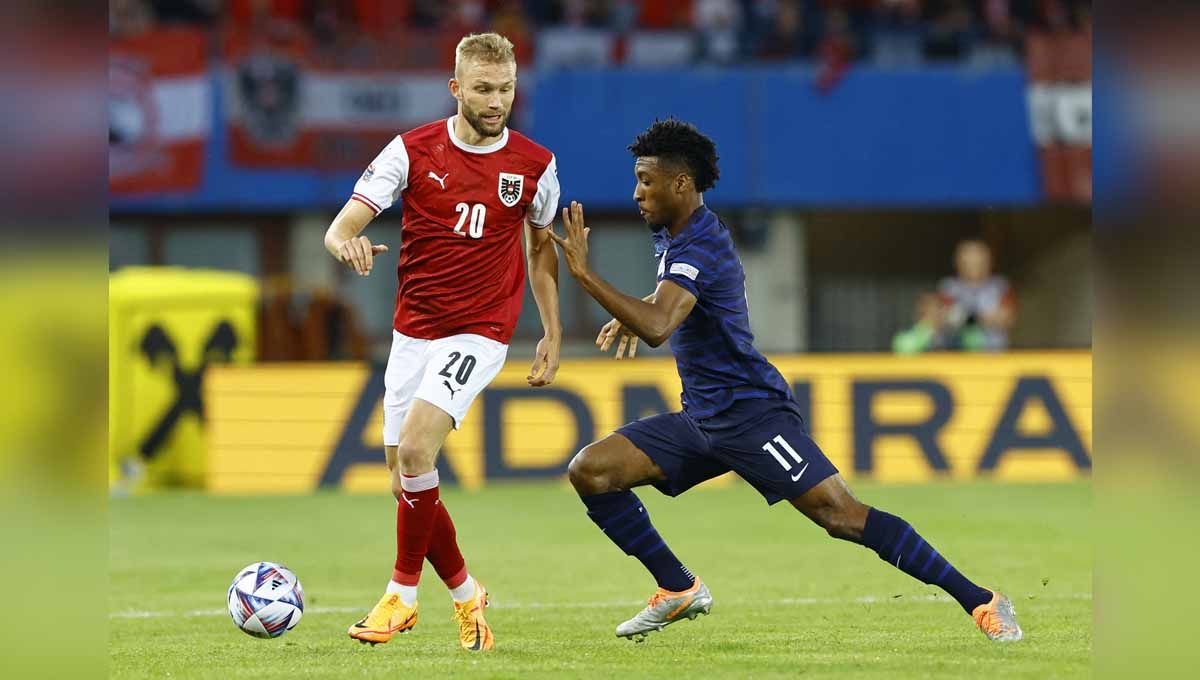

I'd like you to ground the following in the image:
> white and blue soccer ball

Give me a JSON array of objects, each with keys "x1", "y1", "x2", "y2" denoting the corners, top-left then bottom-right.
[{"x1": 227, "y1": 562, "x2": 304, "y2": 638}]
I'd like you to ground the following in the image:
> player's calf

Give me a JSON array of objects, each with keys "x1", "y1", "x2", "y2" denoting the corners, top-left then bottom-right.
[
  {"x1": 793, "y1": 485, "x2": 870, "y2": 542},
  {"x1": 571, "y1": 435, "x2": 695, "y2": 593},
  {"x1": 855, "y1": 506, "x2": 996, "y2": 617},
  {"x1": 791, "y1": 476, "x2": 1015, "y2": 639}
]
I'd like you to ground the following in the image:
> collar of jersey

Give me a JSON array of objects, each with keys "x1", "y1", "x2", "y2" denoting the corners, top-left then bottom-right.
[
  {"x1": 654, "y1": 205, "x2": 711, "y2": 247},
  {"x1": 446, "y1": 116, "x2": 510, "y2": 154}
]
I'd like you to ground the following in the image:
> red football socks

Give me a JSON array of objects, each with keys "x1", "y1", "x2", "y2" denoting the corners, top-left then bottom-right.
[
  {"x1": 426, "y1": 500, "x2": 468, "y2": 590},
  {"x1": 391, "y1": 471, "x2": 441, "y2": 586}
]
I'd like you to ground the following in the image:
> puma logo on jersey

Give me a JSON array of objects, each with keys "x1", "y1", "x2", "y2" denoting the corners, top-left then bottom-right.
[
  {"x1": 428, "y1": 171, "x2": 449, "y2": 189},
  {"x1": 443, "y1": 380, "x2": 462, "y2": 399}
]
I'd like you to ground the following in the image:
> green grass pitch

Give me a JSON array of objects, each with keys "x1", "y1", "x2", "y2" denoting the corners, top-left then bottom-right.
[{"x1": 110, "y1": 480, "x2": 1091, "y2": 679}]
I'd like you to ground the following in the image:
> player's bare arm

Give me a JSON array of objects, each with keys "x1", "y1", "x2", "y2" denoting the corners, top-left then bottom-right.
[
  {"x1": 524, "y1": 219, "x2": 562, "y2": 386},
  {"x1": 596, "y1": 292, "x2": 655, "y2": 359},
  {"x1": 550, "y1": 201, "x2": 696, "y2": 348},
  {"x1": 324, "y1": 199, "x2": 390, "y2": 276}
]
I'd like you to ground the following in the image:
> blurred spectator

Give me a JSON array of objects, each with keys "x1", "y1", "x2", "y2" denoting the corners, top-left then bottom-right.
[
  {"x1": 872, "y1": 0, "x2": 923, "y2": 66},
  {"x1": 523, "y1": 0, "x2": 563, "y2": 26},
  {"x1": 1070, "y1": 0, "x2": 1091, "y2": 31},
  {"x1": 892, "y1": 292, "x2": 949, "y2": 354},
  {"x1": 978, "y1": 0, "x2": 1020, "y2": 49},
  {"x1": 626, "y1": 30, "x2": 696, "y2": 66},
  {"x1": 970, "y1": 0, "x2": 1022, "y2": 65},
  {"x1": 450, "y1": 0, "x2": 488, "y2": 31},
  {"x1": 492, "y1": 1, "x2": 537, "y2": 66},
  {"x1": 695, "y1": 0, "x2": 744, "y2": 64},
  {"x1": 1032, "y1": 0, "x2": 1070, "y2": 31},
  {"x1": 437, "y1": 1, "x2": 491, "y2": 69},
  {"x1": 815, "y1": 6, "x2": 855, "y2": 92},
  {"x1": 111, "y1": 0, "x2": 155, "y2": 38},
  {"x1": 227, "y1": 0, "x2": 303, "y2": 24},
  {"x1": 609, "y1": 0, "x2": 640, "y2": 33},
  {"x1": 226, "y1": 0, "x2": 307, "y2": 45},
  {"x1": 641, "y1": 0, "x2": 694, "y2": 30},
  {"x1": 938, "y1": 239, "x2": 1016, "y2": 351},
  {"x1": 149, "y1": 0, "x2": 219, "y2": 25},
  {"x1": 923, "y1": 0, "x2": 975, "y2": 61},
  {"x1": 111, "y1": 0, "x2": 1090, "y2": 68},
  {"x1": 533, "y1": 0, "x2": 616, "y2": 28},
  {"x1": 757, "y1": 0, "x2": 814, "y2": 60},
  {"x1": 409, "y1": 0, "x2": 447, "y2": 28}
]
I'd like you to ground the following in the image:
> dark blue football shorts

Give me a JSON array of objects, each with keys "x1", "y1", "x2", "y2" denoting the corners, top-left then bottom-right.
[{"x1": 616, "y1": 398, "x2": 839, "y2": 505}]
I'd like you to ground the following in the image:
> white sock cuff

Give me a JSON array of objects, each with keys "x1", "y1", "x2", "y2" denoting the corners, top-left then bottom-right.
[
  {"x1": 400, "y1": 469, "x2": 439, "y2": 493},
  {"x1": 386, "y1": 581, "x2": 419, "y2": 606},
  {"x1": 449, "y1": 575, "x2": 476, "y2": 603}
]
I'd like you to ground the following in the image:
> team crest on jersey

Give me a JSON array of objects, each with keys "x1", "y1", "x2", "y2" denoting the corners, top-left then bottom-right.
[{"x1": 498, "y1": 172, "x2": 524, "y2": 207}]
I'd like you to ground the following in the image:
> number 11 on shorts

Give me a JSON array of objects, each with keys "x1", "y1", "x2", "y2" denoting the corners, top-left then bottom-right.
[{"x1": 762, "y1": 435, "x2": 809, "y2": 481}]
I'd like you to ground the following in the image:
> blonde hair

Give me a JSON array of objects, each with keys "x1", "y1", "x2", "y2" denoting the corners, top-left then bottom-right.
[{"x1": 454, "y1": 33, "x2": 516, "y2": 79}]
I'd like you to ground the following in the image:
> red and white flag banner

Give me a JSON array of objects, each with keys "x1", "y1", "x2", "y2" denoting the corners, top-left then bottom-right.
[
  {"x1": 224, "y1": 33, "x2": 455, "y2": 170},
  {"x1": 1026, "y1": 30, "x2": 1092, "y2": 204},
  {"x1": 110, "y1": 27, "x2": 210, "y2": 194}
]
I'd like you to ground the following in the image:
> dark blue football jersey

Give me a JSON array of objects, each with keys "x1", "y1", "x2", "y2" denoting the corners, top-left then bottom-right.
[{"x1": 652, "y1": 206, "x2": 792, "y2": 419}]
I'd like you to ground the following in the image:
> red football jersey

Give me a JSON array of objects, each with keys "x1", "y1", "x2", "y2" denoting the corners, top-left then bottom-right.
[{"x1": 351, "y1": 117, "x2": 560, "y2": 344}]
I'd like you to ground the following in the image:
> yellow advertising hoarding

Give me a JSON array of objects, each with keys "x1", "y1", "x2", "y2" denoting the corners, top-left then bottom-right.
[
  {"x1": 207, "y1": 351, "x2": 1090, "y2": 494},
  {"x1": 110, "y1": 268, "x2": 258, "y2": 490}
]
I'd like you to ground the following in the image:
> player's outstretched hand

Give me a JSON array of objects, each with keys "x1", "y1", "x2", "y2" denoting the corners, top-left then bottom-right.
[
  {"x1": 547, "y1": 201, "x2": 590, "y2": 277},
  {"x1": 527, "y1": 334, "x2": 561, "y2": 387},
  {"x1": 597, "y1": 318, "x2": 639, "y2": 360},
  {"x1": 337, "y1": 235, "x2": 389, "y2": 276}
]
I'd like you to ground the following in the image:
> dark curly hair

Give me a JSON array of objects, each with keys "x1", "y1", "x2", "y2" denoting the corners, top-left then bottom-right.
[{"x1": 628, "y1": 118, "x2": 720, "y2": 193}]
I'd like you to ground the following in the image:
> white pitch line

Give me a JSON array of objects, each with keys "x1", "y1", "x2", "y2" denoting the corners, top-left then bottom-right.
[{"x1": 109, "y1": 593, "x2": 1090, "y2": 620}]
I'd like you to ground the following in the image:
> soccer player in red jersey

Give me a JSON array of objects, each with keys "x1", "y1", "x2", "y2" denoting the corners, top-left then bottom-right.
[{"x1": 323, "y1": 33, "x2": 561, "y2": 652}]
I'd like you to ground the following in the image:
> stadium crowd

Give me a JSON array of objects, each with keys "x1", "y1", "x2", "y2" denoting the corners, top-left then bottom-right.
[{"x1": 112, "y1": 0, "x2": 1090, "y2": 67}]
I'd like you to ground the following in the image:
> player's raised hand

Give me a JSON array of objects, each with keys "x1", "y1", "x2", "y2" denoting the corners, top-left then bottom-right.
[
  {"x1": 547, "y1": 201, "x2": 590, "y2": 277},
  {"x1": 337, "y1": 235, "x2": 389, "y2": 276},
  {"x1": 596, "y1": 318, "x2": 639, "y2": 359},
  {"x1": 527, "y1": 334, "x2": 561, "y2": 387}
]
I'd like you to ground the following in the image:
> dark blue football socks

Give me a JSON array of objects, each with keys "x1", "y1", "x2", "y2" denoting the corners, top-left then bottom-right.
[
  {"x1": 581, "y1": 490, "x2": 696, "y2": 592},
  {"x1": 862, "y1": 508, "x2": 992, "y2": 613}
]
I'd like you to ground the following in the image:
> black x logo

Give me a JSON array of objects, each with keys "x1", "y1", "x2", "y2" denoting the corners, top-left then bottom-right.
[{"x1": 138, "y1": 321, "x2": 238, "y2": 460}]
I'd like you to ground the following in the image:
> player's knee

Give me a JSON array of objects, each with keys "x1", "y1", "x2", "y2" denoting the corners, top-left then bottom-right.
[
  {"x1": 567, "y1": 446, "x2": 615, "y2": 495},
  {"x1": 395, "y1": 441, "x2": 435, "y2": 474}
]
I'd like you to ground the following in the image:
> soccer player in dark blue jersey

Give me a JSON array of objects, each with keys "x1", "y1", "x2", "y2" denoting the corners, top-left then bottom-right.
[{"x1": 547, "y1": 119, "x2": 1022, "y2": 643}]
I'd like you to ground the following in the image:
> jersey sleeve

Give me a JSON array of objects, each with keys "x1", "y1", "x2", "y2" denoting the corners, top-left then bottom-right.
[
  {"x1": 526, "y1": 155, "x2": 560, "y2": 228},
  {"x1": 660, "y1": 240, "x2": 712, "y2": 300},
  {"x1": 351, "y1": 135, "x2": 409, "y2": 215}
]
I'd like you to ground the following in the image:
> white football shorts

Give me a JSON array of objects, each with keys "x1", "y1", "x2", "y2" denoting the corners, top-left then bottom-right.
[{"x1": 382, "y1": 330, "x2": 508, "y2": 444}]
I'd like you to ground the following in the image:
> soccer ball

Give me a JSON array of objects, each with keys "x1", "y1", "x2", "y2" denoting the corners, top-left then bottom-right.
[{"x1": 227, "y1": 562, "x2": 304, "y2": 638}]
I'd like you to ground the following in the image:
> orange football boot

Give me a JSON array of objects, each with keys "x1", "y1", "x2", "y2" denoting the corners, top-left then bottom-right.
[
  {"x1": 348, "y1": 592, "x2": 418, "y2": 645},
  {"x1": 972, "y1": 590, "x2": 1023, "y2": 642},
  {"x1": 452, "y1": 580, "x2": 494, "y2": 651}
]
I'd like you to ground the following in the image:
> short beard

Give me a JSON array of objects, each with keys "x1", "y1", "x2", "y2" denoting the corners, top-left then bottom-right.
[{"x1": 462, "y1": 106, "x2": 507, "y2": 139}]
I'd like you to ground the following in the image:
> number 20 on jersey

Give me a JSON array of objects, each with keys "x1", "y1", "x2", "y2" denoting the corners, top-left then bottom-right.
[{"x1": 454, "y1": 203, "x2": 486, "y2": 238}]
